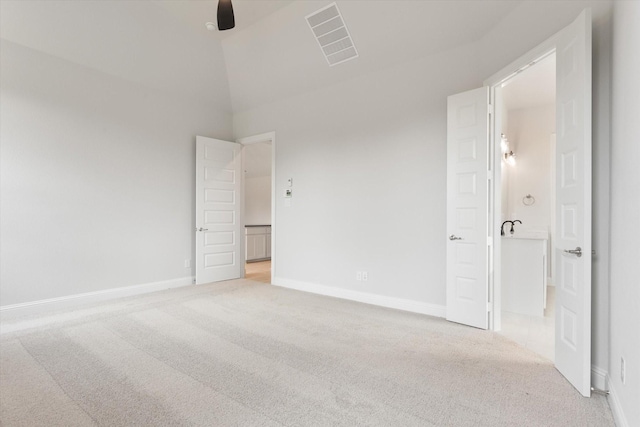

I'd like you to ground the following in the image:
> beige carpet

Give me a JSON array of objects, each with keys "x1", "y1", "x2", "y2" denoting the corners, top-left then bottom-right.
[{"x1": 1, "y1": 279, "x2": 614, "y2": 426}]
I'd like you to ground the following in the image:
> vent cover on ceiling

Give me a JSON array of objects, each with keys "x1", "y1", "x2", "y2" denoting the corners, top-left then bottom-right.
[{"x1": 306, "y1": 2, "x2": 358, "y2": 66}]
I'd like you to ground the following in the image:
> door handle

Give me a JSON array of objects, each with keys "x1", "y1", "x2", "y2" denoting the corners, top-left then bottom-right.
[
  {"x1": 197, "y1": 227, "x2": 209, "y2": 232},
  {"x1": 564, "y1": 246, "x2": 582, "y2": 257},
  {"x1": 449, "y1": 234, "x2": 463, "y2": 241}
]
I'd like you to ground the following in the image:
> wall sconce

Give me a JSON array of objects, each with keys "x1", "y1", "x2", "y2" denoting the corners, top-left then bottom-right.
[
  {"x1": 504, "y1": 150, "x2": 517, "y2": 166},
  {"x1": 500, "y1": 133, "x2": 509, "y2": 153}
]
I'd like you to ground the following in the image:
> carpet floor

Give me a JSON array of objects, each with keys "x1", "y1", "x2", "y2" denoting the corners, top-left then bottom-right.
[{"x1": 0, "y1": 279, "x2": 614, "y2": 426}]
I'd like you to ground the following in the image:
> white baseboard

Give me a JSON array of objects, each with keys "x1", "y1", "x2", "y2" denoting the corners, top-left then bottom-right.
[
  {"x1": 272, "y1": 277, "x2": 446, "y2": 318},
  {"x1": 591, "y1": 365, "x2": 608, "y2": 391},
  {"x1": 608, "y1": 378, "x2": 630, "y2": 427},
  {"x1": 0, "y1": 276, "x2": 194, "y2": 321}
]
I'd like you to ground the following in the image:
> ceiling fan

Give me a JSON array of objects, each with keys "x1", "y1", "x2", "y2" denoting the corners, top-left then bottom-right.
[{"x1": 217, "y1": 0, "x2": 235, "y2": 31}]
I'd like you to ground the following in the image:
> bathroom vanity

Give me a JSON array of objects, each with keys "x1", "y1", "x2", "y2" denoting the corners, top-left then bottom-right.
[{"x1": 501, "y1": 233, "x2": 548, "y2": 317}]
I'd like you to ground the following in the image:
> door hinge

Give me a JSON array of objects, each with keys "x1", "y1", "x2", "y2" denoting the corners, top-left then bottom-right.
[
  {"x1": 488, "y1": 103, "x2": 494, "y2": 116},
  {"x1": 487, "y1": 302, "x2": 492, "y2": 312}
]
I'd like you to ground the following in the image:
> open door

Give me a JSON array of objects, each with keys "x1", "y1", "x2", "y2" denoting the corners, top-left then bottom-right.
[
  {"x1": 554, "y1": 9, "x2": 592, "y2": 397},
  {"x1": 195, "y1": 136, "x2": 243, "y2": 284},
  {"x1": 446, "y1": 87, "x2": 490, "y2": 330}
]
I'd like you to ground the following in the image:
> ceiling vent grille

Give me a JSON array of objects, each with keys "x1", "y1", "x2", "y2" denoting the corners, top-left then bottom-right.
[{"x1": 306, "y1": 3, "x2": 358, "y2": 66}]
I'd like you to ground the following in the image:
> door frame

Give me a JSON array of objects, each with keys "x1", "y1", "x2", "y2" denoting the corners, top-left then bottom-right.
[
  {"x1": 236, "y1": 131, "x2": 276, "y2": 283},
  {"x1": 484, "y1": 34, "x2": 561, "y2": 332}
]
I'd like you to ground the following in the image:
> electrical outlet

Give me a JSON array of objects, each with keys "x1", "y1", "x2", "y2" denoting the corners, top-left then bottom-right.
[
  {"x1": 184, "y1": 259, "x2": 191, "y2": 268},
  {"x1": 356, "y1": 271, "x2": 362, "y2": 281},
  {"x1": 362, "y1": 271, "x2": 368, "y2": 281},
  {"x1": 621, "y1": 357, "x2": 626, "y2": 384}
]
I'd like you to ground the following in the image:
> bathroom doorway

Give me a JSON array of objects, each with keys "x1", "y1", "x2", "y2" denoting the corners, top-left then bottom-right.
[
  {"x1": 482, "y1": 10, "x2": 592, "y2": 396},
  {"x1": 496, "y1": 53, "x2": 557, "y2": 360}
]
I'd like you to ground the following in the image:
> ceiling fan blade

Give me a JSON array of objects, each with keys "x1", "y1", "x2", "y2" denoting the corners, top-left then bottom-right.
[{"x1": 217, "y1": 0, "x2": 235, "y2": 31}]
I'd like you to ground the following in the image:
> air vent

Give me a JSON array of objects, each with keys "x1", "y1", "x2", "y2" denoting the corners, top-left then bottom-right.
[{"x1": 306, "y1": 3, "x2": 358, "y2": 66}]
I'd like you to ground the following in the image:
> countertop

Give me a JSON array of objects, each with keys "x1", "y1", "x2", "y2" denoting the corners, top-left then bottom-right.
[{"x1": 502, "y1": 230, "x2": 548, "y2": 240}]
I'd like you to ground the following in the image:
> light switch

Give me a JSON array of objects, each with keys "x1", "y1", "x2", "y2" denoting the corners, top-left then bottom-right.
[
  {"x1": 283, "y1": 189, "x2": 292, "y2": 198},
  {"x1": 287, "y1": 178, "x2": 293, "y2": 187}
]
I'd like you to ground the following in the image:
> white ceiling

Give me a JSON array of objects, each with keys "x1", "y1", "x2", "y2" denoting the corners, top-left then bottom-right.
[
  {"x1": 1, "y1": 0, "x2": 526, "y2": 113},
  {"x1": 502, "y1": 53, "x2": 556, "y2": 111},
  {"x1": 156, "y1": 0, "x2": 294, "y2": 38},
  {"x1": 0, "y1": 0, "x2": 234, "y2": 108}
]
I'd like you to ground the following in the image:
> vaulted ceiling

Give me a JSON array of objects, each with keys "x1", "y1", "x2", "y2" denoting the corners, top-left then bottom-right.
[
  {"x1": 1, "y1": 1, "x2": 524, "y2": 113},
  {"x1": 221, "y1": 0, "x2": 522, "y2": 112}
]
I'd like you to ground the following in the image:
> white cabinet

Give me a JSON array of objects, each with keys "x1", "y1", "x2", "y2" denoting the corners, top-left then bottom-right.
[
  {"x1": 502, "y1": 236, "x2": 547, "y2": 317},
  {"x1": 245, "y1": 226, "x2": 271, "y2": 262}
]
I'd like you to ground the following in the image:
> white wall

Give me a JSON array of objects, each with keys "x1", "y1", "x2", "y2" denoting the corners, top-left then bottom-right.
[
  {"x1": 609, "y1": 1, "x2": 640, "y2": 425},
  {"x1": 0, "y1": 40, "x2": 233, "y2": 306},
  {"x1": 236, "y1": 42, "x2": 482, "y2": 303},
  {"x1": 504, "y1": 104, "x2": 555, "y2": 229},
  {"x1": 245, "y1": 176, "x2": 272, "y2": 225}
]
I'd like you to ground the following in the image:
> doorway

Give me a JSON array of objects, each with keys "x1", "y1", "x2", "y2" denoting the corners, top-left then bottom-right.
[
  {"x1": 497, "y1": 53, "x2": 556, "y2": 361},
  {"x1": 238, "y1": 132, "x2": 276, "y2": 284},
  {"x1": 487, "y1": 9, "x2": 592, "y2": 397},
  {"x1": 445, "y1": 9, "x2": 592, "y2": 396}
]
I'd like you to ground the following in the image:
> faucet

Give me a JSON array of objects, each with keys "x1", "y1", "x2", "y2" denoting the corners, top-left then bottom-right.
[{"x1": 501, "y1": 220, "x2": 522, "y2": 236}]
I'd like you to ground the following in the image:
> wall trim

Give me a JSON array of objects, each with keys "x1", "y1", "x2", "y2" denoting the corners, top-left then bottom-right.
[
  {"x1": 591, "y1": 365, "x2": 608, "y2": 391},
  {"x1": 607, "y1": 377, "x2": 629, "y2": 427},
  {"x1": 0, "y1": 276, "x2": 194, "y2": 322},
  {"x1": 272, "y1": 277, "x2": 446, "y2": 318}
]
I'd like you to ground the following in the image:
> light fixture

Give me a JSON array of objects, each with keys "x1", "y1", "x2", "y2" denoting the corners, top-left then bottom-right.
[
  {"x1": 504, "y1": 150, "x2": 517, "y2": 166},
  {"x1": 205, "y1": 22, "x2": 216, "y2": 31},
  {"x1": 500, "y1": 133, "x2": 509, "y2": 153},
  {"x1": 501, "y1": 133, "x2": 516, "y2": 166},
  {"x1": 217, "y1": 0, "x2": 235, "y2": 31}
]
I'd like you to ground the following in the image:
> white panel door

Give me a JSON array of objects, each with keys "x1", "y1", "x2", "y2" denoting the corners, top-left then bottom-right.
[
  {"x1": 446, "y1": 87, "x2": 489, "y2": 330},
  {"x1": 195, "y1": 136, "x2": 242, "y2": 284},
  {"x1": 554, "y1": 9, "x2": 592, "y2": 397}
]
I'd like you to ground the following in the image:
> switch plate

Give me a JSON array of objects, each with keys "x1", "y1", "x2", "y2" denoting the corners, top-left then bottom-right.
[
  {"x1": 287, "y1": 178, "x2": 293, "y2": 187},
  {"x1": 184, "y1": 259, "x2": 191, "y2": 268},
  {"x1": 362, "y1": 271, "x2": 368, "y2": 281},
  {"x1": 356, "y1": 272, "x2": 362, "y2": 281},
  {"x1": 283, "y1": 189, "x2": 292, "y2": 198}
]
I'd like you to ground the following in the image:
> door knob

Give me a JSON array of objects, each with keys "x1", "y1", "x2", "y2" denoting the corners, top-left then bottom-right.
[
  {"x1": 564, "y1": 246, "x2": 582, "y2": 257},
  {"x1": 449, "y1": 234, "x2": 463, "y2": 241},
  {"x1": 197, "y1": 227, "x2": 209, "y2": 232}
]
